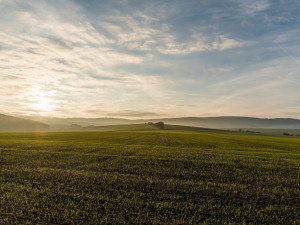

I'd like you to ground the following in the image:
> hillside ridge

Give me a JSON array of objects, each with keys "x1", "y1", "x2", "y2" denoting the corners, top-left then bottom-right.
[{"x1": 0, "y1": 114, "x2": 50, "y2": 132}]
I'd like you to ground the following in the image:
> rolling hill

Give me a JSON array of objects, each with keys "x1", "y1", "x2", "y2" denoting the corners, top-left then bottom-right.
[
  {"x1": 151, "y1": 117, "x2": 300, "y2": 129},
  {"x1": 81, "y1": 123, "x2": 228, "y2": 133},
  {"x1": 0, "y1": 114, "x2": 50, "y2": 132},
  {"x1": 33, "y1": 116, "x2": 300, "y2": 130}
]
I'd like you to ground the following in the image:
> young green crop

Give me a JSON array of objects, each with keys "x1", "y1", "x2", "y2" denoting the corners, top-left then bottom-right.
[{"x1": 0, "y1": 131, "x2": 299, "y2": 224}]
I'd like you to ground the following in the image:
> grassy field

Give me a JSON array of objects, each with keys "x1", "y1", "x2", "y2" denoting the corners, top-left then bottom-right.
[{"x1": 0, "y1": 130, "x2": 299, "y2": 224}]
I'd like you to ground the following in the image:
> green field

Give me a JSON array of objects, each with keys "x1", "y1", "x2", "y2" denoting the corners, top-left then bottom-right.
[{"x1": 0, "y1": 130, "x2": 299, "y2": 224}]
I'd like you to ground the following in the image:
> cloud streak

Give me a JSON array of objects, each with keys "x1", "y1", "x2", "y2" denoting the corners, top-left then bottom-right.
[
  {"x1": 102, "y1": 13, "x2": 250, "y2": 55},
  {"x1": 0, "y1": 0, "x2": 300, "y2": 119}
]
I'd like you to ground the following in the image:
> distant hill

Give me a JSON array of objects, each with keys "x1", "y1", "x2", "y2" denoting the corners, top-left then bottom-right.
[
  {"x1": 0, "y1": 114, "x2": 50, "y2": 132},
  {"x1": 80, "y1": 123, "x2": 228, "y2": 133},
  {"x1": 154, "y1": 117, "x2": 300, "y2": 129},
  {"x1": 82, "y1": 124, "x2": 157, "y2": 131},
  {"x1": 164, "y1": 124, "x2": 229, "y2": 132},
  {"x1": 33, "y1": 117, "x2": 132, "y2": 130},
  {"x1": 32, "y1": 116, "x2": 300, "y2": 130}
]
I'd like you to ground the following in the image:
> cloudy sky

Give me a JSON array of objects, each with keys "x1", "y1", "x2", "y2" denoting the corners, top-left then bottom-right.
[{"x1": 1, "y1": 0, "x2": 300, "y2": 119}]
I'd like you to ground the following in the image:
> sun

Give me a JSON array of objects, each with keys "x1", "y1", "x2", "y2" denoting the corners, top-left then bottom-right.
[
  {"x1": 32, "y1": 96, "x2": 55, "y2": 113},
  {"x1": 28, "y1": 86, "x2": 57, "y2": 114},
  {"x1": 35, "y1": 98, "x2": 51, "y2": 111}
]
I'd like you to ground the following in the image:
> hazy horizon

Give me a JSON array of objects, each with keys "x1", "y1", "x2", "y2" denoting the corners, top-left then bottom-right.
[
  {"x1": 5, "y1": 112, "x2": 300, "y2": 120},
  {"x1": 1, "y1": 0, "x2": 300, "y2": 119}
]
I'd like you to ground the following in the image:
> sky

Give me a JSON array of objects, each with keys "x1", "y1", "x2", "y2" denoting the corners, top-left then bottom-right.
[{"x1": 1, "y1": 0, "x2": 300, "y2": 119}]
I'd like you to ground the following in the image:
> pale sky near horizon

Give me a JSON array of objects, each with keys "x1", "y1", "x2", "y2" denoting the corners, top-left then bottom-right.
[{"x1": 1, "y1": 0, "x2": 300, "y2": 119}]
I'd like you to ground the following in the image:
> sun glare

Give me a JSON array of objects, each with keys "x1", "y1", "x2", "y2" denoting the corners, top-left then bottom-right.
[
  {"x1": 28, "y1": 86, "x2": 57, "y2": 115},
  {"x1": 31, "y1": 95, "x2": 56, "y2": 114},
  {"x1": 34, "y1": 98, "x2": 52, "y2": 111}
]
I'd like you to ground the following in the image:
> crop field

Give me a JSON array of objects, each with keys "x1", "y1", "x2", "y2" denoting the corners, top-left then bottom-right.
[
  {"x1": 228, "y1": 128, "x2": 300, "y2": 137},
  {"x1": 0, "y1": 131, "x2": 299, "y2": 224}
]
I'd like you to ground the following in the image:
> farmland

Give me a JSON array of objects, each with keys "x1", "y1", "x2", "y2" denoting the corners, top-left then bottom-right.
[{"x1": 0, "y1": 130, "x2": 299, "y2": 224}]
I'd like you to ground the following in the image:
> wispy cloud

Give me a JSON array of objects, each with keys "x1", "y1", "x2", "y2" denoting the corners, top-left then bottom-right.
[
  {"x1": 0, "y1": 0, "x2": 299, "y2": 118},
  {"x1": 102, "y1": 13, "x2": 250, "y2": 55},
  {"x1": 240, "y1": 0, "x2": 270, "y2": 16},
  {"x1": 0, "y1": 2, "x2": 153, "y2": 117}
]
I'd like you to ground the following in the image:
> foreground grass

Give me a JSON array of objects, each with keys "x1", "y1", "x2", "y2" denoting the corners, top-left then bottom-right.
[{"x1": 0, "y1": 131, "x2": 299, "y2": 224}]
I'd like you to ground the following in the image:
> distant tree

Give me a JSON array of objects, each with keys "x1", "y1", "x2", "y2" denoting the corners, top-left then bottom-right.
[
  {"x1": 154, "y1": 122, "x2": 165, "y2": 130},
  {"x1": 71, "y1": 124, "x2": 82, "y2": 130},
  {"x1": 148, "y1": 121, "x2": 165, "y2": 129}
]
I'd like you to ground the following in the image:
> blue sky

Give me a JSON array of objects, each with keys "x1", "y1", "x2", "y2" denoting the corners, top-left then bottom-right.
[{"x1": 1, "y1": 0, "x2": 300, "y2": 118}]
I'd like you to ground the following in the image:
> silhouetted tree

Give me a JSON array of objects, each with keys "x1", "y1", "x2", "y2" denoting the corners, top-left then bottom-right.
[{"x1": 154, "y1": 122, "x2": 165, "y2": 130}]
